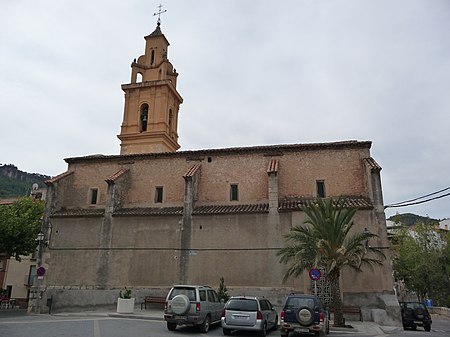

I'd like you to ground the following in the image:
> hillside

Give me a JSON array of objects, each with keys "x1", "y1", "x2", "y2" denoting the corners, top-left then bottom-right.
[
  {"x1": 387, "y1": 213, "x2": 440, "y2": 226},
  {"x1": 0, "y1": 164, "x2": 50, "y2": 198}
]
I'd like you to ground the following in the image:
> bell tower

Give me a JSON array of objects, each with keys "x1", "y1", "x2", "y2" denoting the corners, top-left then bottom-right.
[{"x1": 118, "y1": 20, "x2": 183, "y2": 154}]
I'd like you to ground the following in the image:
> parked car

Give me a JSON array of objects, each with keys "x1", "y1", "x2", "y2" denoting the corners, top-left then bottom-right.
[
  {"x1": 164, "y1": 285, "x2": 224, "y2": 333},
  {"x1": 221, "y1": 296, "x2": 278, "y2": 336},
  {"x1": 280, "y1": 294, "x2": 329, "y2": 337},
  {"x1": 399, "y1": 301, "x2": 432, "y2": 331}
]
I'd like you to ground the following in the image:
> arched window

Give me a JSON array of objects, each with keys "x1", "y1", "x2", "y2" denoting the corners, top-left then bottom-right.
[
  {"x1": 136, "y1": 73, "x2": 143, "y2": 83},
  {"x1": 140, "y1": 104, "x2": 149, "y2": 132}
]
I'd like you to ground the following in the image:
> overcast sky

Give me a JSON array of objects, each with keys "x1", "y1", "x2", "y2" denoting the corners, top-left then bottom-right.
[{"x1": 1, "y1": 0, "x2": 449, "y2": 219}]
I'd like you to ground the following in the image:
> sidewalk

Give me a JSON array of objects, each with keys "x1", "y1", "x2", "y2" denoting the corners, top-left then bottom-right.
[{"x1": 53, "y1": 307, "x2": 404, "y2": 335}]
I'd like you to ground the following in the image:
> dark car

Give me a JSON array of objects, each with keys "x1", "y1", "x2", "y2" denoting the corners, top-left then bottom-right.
[
  {"x1": 399, "y1": 301, "x2": 432, "y2": 331},
  {"x1": 280, "y1": 294, "x2": 329, "y2": 337}
]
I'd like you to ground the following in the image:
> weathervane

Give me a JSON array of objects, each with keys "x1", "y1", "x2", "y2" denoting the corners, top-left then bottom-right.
[{"x1": 153, "y1": 4, "x2": 167, "y2": 25}]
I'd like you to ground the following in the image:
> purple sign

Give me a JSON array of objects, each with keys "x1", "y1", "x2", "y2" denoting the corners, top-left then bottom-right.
[
  {"x1": 309, "y1": 268, "x2": 321, "y2": 281},
  {"x1": 37, "y1": 266, "x2": 46, "y2": 277}
]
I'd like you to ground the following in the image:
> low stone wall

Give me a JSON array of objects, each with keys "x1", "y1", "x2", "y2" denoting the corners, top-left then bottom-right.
[
  {"x1": 43, "y1": 286, "x2": 171, "y2": 314},
  {"x1": 344, "y1": 291, "x2": 402, "y2": 327},
  {"x1": 429, "y1": 306, "x2": 450, "y2": 318}
]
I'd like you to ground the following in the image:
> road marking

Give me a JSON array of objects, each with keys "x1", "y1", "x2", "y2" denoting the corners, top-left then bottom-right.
[{"x1": 94, "y1": 319, "x2": 101, "y2": 337}]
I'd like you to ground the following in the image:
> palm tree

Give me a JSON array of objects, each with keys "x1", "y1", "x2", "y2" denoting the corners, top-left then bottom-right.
[{"x1": 277, "y1": 197, "x2": 386, "y2": 327}]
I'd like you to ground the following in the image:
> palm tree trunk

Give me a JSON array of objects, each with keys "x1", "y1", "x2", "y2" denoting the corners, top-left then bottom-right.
[{"x1": 329, "y1": 269, "x2": 345, "y2": 327}]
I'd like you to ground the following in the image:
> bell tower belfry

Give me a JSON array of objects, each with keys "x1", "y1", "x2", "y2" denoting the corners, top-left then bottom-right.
[{"x1": 118, "y1": 21, "x2": 183, "y2": 154}]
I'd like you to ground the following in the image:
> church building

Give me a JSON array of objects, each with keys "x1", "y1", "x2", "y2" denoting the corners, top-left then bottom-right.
[{"x1": 39, "y1": 20, "x2": 400, "y2": 324}]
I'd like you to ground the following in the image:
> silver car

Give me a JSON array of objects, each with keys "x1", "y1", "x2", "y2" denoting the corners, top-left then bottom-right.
[
  {"x1": 164, "y1": 285, "x2": 224, "y2": 333},
  {"x1": 221, "y1": 296, "x2": 278, "y2": 336}
]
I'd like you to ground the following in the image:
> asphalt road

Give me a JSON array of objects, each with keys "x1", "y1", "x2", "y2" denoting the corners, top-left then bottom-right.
[{"x1": 0, "y1": 311, "x2": 449, "y2": 337}]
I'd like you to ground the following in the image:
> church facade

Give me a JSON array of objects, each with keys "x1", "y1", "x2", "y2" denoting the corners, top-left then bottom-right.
[{"x1": 39, "y1": 22, "x2": 400, "y2": 324}]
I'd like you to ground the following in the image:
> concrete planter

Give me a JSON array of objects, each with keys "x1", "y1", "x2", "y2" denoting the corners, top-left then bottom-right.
[{"x1": 117, "y1": 298, "x2": 135, "y2": 314}]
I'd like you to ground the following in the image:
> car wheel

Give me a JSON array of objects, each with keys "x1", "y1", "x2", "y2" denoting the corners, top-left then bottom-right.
[
  {"x1": 413, "y1": 307, "x2": 425, "y2": 320},
  {"x1": 167, "y1": 322, "x2": 177, "y2": 331},
  {"x1": 259, "y1": 323, "x2": 267, "y2": 337},
  {"x1": 425, "y1": 324, "x2": 431, "y2": 332},
  {"x1": 296, "y1": 306, "x2": 314, "y2": 326},
  {"x1": 223, "y1": 328, "x2": 231, "y2": 335},
  {"x1": 171, "y1": 294, "x2": 190, "y2": 315},
  {"x1": 199, "y1": 315, "x2": 210, "y2": 333}
]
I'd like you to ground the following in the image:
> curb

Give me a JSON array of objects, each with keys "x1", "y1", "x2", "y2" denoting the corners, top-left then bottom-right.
[{"x1": 108, "y1": 313, "x2": 164, "y2": 321}]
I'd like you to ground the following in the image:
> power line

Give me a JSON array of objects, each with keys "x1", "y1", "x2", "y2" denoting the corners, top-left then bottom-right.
[
  {"x1": 385, "y1": 190, "x2": 450, "y2": 209},
  {"x1": 386, "y1": 186, "x2": 450, "y2": 207}
]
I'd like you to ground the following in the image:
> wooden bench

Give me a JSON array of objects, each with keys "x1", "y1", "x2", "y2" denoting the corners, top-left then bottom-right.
[
  {"x1": 330, "y1": 306, "x2": 363, "y2": 321},
  {"x1": 141, "y1": 296, "x2": 166, "y2": 310}
]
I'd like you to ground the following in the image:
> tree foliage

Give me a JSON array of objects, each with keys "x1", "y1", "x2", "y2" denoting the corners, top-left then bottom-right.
[
  {"x1": 217, "y1": 277, "x2": 230, "y2": 302},
  {"x1": 0, "y1": 197, "x2": 44, "y2": 261},
  {"x1": 277, "y1": 198, "x2": 386, "y2": 327},
  {"x1": 392, "y1": 224, "x2": 450, "y2": 306}
]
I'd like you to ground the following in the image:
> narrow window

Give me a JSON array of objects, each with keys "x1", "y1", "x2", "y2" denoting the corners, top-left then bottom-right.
[
  {"x1": 168, "y1": 109, "x2": 173, "y2": 130},
  {"x1": 28, "y1": 265, "x2": 36, "y2": 286},
  {"x1": 136, "y1": 73, "x2": 143, "y2": 83},
  {"x1": 151, "y1": 50, "x2": 155, "y2": 65},
  {"x1": 90, "y1": 188, "x2": 98, "y2": 204},
  {"x1": 140, "y1": 104, "x2": 149, "y2": 132},
  {"x1": 316, "y1": 180, "x2": 326, "y2": 198},
  {"x1": 155, "y1": 186, "x2": 163, "y2": 203},
  {"x1": 230, "y1": 184, "x2": 239, "y2": 201}
]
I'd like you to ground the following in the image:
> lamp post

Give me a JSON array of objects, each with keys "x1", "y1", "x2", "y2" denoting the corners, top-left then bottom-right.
[{"x1": 34, "y1": 231, "x2": 45, "y2": 313}]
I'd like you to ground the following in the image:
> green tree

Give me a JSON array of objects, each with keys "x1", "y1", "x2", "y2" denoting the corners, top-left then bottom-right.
[
  {"x1": 277, "y1": 198, "x2": 386, "y2": 327},
  {"x1": 217, "y1": 277, "x2": 230, "y2": 302},
  {"x1": 0, "y1": 197, "x2": 44, "y2": 261},
  {"x1": 392, "y1": 224, "x2": 450, "y2": 306}
]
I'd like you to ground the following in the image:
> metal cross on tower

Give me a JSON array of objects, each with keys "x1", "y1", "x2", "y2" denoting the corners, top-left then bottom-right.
[{"x1": 153, "y1": 4, "x2": 167, "y2": 24}]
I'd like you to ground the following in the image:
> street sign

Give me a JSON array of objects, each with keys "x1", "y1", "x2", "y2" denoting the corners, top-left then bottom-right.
[
  {"x1": 37, "y1": 266, "x2": 46, "y2": 277},
  {"x1": 309, "y1": 268, "x2": 321, "y2": 281}
]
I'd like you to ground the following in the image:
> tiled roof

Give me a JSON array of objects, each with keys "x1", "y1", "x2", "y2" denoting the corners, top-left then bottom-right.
[
  {"x1": 114, "y1": 207, "x2": 184, "y2": 216},
  {"x1": 49, "y1": 197, "x2": 373, "y2": 217},
  {"x1": 193, "y1": 204, "x2": 269, "y2": 215},
  {"x1": 51, "y1": 208, "x2": 105, "y2": 217},
  {"x1": 105, "y1": 169, "x2": 129, "y2": 184},
  {"x1": 45, "y1": 171, "x2": 74, "y2": 185},
  {"x1": 183, "y1": 164, "x2": 201, "y2": 178},
  {"x1": 65, "y1": 140, "x2": 372, "y2": 164},
  {"x1": 267, "y1": 159, "x2": 279, "y2": 174},
  {"x1": 364, "y1": 157, "x2": 382, "y2": 172},
  {"x1": 279, "y1": 196, "x2": 373, "y2": 210}
]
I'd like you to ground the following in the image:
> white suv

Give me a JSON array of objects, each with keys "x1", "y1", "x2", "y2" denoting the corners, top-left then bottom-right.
[
  {"x1": 221, "y1": 296, "x2": 278, "y2": 336},
  {"x1": 164, "y1": 285, "x2": 224, "y2": 333}
]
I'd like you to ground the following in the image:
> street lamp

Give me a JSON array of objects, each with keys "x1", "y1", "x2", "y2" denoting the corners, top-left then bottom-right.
[
  {"x1": 34, "y1": 231, "x2": 46, "y2": 313},
  {"x1": 363, "y1": 227, "x2": 370, "y2": 248}
]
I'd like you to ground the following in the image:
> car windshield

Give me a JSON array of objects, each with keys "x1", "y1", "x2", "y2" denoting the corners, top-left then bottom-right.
[
  {"x1": 227, "y1": 299, "x2": 258, "y2": 311},
  {"x1": 169, "y1": 287, "x2": 196, "y2": 301}
]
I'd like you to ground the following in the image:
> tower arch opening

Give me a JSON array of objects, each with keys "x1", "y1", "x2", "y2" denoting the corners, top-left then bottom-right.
[{"x1": 140, "y1": 104, "x2": 149, "y2": 132}]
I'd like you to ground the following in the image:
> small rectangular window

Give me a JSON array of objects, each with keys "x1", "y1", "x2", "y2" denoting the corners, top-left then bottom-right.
[
  {"x1": 316, "y1": 180, "x2": 325, "y2": 198},
  {"x1": 155, "y1": 186, "x2": 163, "y2": 203},
  {"x1": 230, "y1": 184, "x2": 239, "y2": 201},
  {"x1": 90, "y1": 188, "x2": 98, "y2": 204}
]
